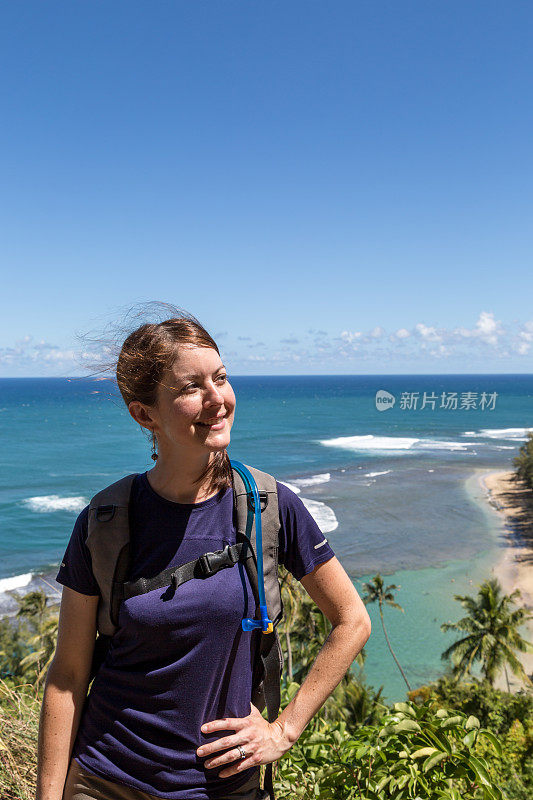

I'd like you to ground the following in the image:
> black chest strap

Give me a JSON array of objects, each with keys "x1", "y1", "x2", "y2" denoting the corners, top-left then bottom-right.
[{"x1": 115, "y1": 541, "x2": 253, "y2": 603}]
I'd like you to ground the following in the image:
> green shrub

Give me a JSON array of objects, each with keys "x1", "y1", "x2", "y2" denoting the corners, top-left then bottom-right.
[
  {"x1": 276, "y1": 682, "x2": 505, "y2": 799},
  {"x1": 411, "y1": 676, "x2": 533, "y2": 800}
]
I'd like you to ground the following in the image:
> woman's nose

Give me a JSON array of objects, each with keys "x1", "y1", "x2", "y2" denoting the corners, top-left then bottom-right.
[{"x1": 204, "y1": 382, "x2": 224, "y2": 405}]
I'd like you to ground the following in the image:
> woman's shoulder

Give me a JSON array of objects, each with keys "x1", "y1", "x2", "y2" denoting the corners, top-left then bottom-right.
[
  {"x1": 73, "y1": 503, "x2": 91, "y2": 534},
  {"x1": 273, "y1": 479, "x2": 335, "y2": 580}
]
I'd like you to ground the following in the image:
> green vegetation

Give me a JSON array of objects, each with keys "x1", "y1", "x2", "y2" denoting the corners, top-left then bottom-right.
[
  {"x1": 406, "y1": 679, "x2": 533, "y2": 800},
  {"x1": 440, "y1": 578, "x2": 532, "y2": 689},
  {"x1": 1, "y1": 571, "x2": 531, "y2": 799},
  {"x1": 513, "y1": 431, "x2": 533, "y2": 490},
  {"x1": 0, "y1": 678, "x2": 40, "y2": 800},
  {"x1": 276, "y1": 688, "x2": 508, "y2": 799},
  {"x1": 0, "y1": 589, "x2": 60, "y2": 686}
]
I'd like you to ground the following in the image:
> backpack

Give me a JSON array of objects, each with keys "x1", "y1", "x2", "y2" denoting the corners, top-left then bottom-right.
[{"x1": 85, "y1": 463, "x2": 284, "y2": 800}]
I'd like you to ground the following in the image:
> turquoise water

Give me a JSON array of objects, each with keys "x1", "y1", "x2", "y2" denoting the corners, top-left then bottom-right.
[{"x1": 1, "y1": 374, "x2": 532, "y2": 701}]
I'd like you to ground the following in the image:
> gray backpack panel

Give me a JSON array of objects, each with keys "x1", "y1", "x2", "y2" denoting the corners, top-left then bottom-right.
[
  {"x1": 231, "y1": 464, "x2": 283, "y2": 627},
  {"x1": 87, "y1": 473, "x2": 137, "y2": 637}
]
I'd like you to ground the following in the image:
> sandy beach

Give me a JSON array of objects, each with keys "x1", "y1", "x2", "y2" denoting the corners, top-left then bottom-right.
[{"x1": 479, "y1": 470, "x2": 533, "y2": 692}]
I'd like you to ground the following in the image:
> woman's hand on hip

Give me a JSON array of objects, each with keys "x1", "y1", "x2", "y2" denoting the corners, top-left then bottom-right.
[{"x1": 196, "y1": 702, "x2": 292, "y2": 778}]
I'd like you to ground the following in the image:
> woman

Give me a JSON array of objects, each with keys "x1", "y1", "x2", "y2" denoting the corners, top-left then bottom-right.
[{"x1": 35, "y1": 308, "x2": 371, "y2": 800}]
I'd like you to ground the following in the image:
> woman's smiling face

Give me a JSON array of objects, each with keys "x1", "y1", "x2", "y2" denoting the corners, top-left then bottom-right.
[{"x1": 149, "y1": 345, "x2": 235, "y2": 456}]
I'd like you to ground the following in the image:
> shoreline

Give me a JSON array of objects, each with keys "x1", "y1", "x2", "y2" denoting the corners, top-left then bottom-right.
[{"x1": 478, "y1": 469, "x2": 533, "y2": 692}]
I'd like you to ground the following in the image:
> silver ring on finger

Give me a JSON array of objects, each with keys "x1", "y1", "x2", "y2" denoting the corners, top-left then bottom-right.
[{"x1": 237, "y1": 745, "x2": 247, "y2": 760}]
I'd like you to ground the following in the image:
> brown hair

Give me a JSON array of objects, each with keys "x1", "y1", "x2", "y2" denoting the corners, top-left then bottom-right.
[{"x1": 81, "y1": 302, "x2": 232, "y2": 494}]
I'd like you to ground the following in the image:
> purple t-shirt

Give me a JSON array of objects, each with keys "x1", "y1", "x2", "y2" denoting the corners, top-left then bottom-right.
[{"x1": 56, "y1": 472, "x2": 335, "y2": 800}]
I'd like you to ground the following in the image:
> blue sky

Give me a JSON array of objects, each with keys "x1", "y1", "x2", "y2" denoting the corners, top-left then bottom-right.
[{"x1": 1, "y1": 1, "x2": 532, "y2": 376}]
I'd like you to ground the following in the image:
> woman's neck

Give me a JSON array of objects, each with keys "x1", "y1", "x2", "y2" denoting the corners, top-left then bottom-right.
[{"x1": 147, "y1": 453, "x2": 218, "y2": 504}]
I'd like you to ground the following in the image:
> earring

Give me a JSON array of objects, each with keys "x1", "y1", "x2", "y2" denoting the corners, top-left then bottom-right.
[{"x1": 151, "y1": 431, "x2": 158, "y2": 461}]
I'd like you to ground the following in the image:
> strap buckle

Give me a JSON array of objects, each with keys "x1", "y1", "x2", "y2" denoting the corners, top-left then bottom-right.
[
  {"x1": 96, "y1": 504, "x2": 116, "y2": 522},
  {"x1": 198, "y1": 544, "x2": 238, "y2": 578},
  {"x1": 247, "y1": 490, "x2": 268, "y2": 512}
]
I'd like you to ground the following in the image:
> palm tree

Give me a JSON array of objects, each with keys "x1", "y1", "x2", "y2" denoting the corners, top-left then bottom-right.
[
  {"x1": 14, "y1": 589, "x2": 60, "y2": 685},
  {"x1": 15, "y1": 589, "x2": 49, "y2": 634},
  {"x1": 513, "y1": 431, "x2": 533, "y2": 489},
  {"x1": 280, "y1": 573, "x2": 366, "y2": 680},
  {"x1": 323, "y1": 672, "x2": 384, "y2": 726},
  {"x1": 19, "y1": 613, "x2": 60, "y2": 686},
  {"x1": 440, "y1": 577, "x2": 533, "y2": 688},
  {"x1": 361, "y1": 573, "x2": 412, "y2": 691},
  {"x1": 279, "y1": 567, "x2": 303, "y2": 680},
  {"x1": 284, "y1": 589, "x2": 332, "y2": 685}
]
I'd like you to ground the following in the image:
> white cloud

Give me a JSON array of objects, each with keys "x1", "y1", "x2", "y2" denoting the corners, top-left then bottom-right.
[
  {"x1": 340, "y1": 330, "x2": 362, "y2": 344},
  {"x1": 3, "y1": 313, "x2": 533, "y2": 376},
  {"x1": 474, "y1": 310, "x2": 504, "y2": 346},
  {"x1": 511, "y1": 320, "x2": 533, "y2": 355},
  {"x1": 414, "y1": 323, "x2": 442, "y2": 342},
  {"x1": 521, "y1": 321, "x2": 533, "y2": 341},
  {"x1": 453, "y1": 311, "x2": 504, "y2": 347},
  {"x1": 0, "y1": 336, "x2": 80, "y2": 373}
]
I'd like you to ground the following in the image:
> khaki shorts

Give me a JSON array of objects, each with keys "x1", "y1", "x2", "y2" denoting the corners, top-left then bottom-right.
[{"x1": 63, "y1": 757, "x2": 265, "y2": 800}]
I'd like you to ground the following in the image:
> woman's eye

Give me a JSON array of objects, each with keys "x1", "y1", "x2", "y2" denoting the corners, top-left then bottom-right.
[{"x1": 181, "y1": 375, "x2": 226, "y2": 392}]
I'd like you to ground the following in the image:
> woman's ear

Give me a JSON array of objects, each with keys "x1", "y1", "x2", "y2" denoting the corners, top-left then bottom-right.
[{"x1": 128, "y1": 400, "x2": 155, "y2": 431}]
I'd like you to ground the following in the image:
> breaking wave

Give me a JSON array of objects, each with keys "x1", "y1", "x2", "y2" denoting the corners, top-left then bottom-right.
[
  {"x1": 278, "y1": 481, "x2": 338, "y2": 533},
  {"x1": 22, "y1": 495, "x2": 87, "y2": 513},
  {"x1": 462, "y1": 427, "x2": 533, "y2": 441},
  {"x1": 0, "y1": 572, "x2": 32, "y2": 592},
  {"x1": 289, "y1": 473, "x2": 331, "y2": 488},
  {"x1": 319, "y1": 434, "x2": 476, "y2": 453},
  {"x1": 299, "y1": 497, "x2": 338, "y2": 533}
]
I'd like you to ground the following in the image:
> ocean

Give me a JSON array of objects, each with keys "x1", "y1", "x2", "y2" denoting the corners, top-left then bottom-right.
[{"x1": 1, "y1": 374, "x2": 532, "y2": 702}]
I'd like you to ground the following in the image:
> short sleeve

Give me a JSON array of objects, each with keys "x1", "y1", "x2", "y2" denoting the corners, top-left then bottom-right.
[
  {"x1": 276, "y1": 481, "x2": 336, "y2": 581},
  {"x1": 55, "y1": 505, "x2": 100, "y2": 596}
]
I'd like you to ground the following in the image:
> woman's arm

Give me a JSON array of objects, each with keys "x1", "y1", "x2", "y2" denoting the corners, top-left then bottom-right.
[
  {"x1": 197, "y1": 556, "x2": 371, "y2": 777},
  {"x1": 275, "y1": 556, "x2": 371, "y2": 745},
  {"x1": 35, "y1": 587, "x2": 99, "y2": 800}
]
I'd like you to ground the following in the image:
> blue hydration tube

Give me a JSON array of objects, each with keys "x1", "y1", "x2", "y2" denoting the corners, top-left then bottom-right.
[{"x1": 230, "y1": 459, "x2": 274, "y2": 634}]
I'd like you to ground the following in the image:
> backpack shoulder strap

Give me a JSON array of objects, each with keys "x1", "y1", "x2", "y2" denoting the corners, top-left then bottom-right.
[
  {"x1": 232, "y1": 464, "x2": 283, "y2": 626},
  {"x1": 232, "y1": 464, "x2": 283, "y2": 800},
  {"x1": 86, "y1": 473, "x2": 138, "y2": 636}
]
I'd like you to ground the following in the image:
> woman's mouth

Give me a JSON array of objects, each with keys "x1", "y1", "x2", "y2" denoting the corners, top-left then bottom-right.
[{"x1": 196, "y1": 415, "x2": 226, "y2": 430}]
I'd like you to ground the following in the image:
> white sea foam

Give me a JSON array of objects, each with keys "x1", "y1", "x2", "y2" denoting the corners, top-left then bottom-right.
[
  {"x1": 277, "y1": 482, "x2": 337, "y2": 532},
  {"x1": 22, "y1": 495, "x2": 87, "y2": 513},
  {"x1": 278, "y1": 481, "x2": 301, "y2": 494},
  {"x1": 420, "y1": 440, "x2": 476, "y2": 451},
  {"x1": 464, "y1": 427, "x2": 533, "y2": 441},
  {"x1": 0, "y1": 573, "x2": 32, "y2": 592},
  {"x1": 319, "y1": 434, "x2": 476, "y2": 453},
  {"x1": 320, "y1": 434, "x2": 418, "y2": 451},
  {"x1": 290, "y1": 473, "x2": 331, "y2": 487},
  {"x1": 299, "y1": 497, "x2": 338, "y2": 533},
  {"x1": 364, "y1": 470, "x2": 391, "y2": 478},
  {"x1": 48, "y1": 472, "x2": 113, "y2": 478}
]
